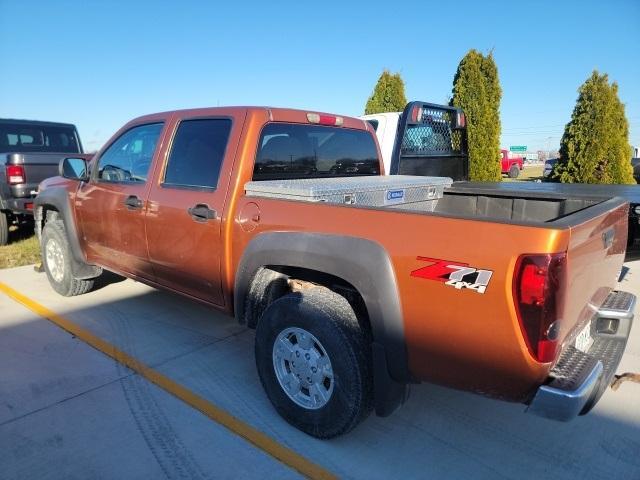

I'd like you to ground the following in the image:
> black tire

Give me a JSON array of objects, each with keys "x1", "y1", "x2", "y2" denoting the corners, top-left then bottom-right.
[
  {"x1": 41, "y1": 219, "x2": 94, "y2": 296},
  {"x1": 0, "y1": 211, "x2": 8, "y2": 246},
  {"x1": 255, "y1": 288, "x2": 373, "y2": 439},
  {"x1": 508, "y1": 165, "x2": 520, "y2": 178}
]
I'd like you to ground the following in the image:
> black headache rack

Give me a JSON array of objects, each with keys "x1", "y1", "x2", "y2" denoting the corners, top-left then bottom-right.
[{"x1": 389, "y1": 101, "x2": 469, "y2": 181}]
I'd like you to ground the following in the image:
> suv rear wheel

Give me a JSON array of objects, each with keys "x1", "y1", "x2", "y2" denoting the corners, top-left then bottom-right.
[
  {"x1": 0, "y1": 212, "x2": 8, "y2": 246},
  {"x1": 255, "y1": 287, "x2": 373, "y2": 438},
  {"x1": 41, "y1": 219, "x2": 94, "y2": 296}
]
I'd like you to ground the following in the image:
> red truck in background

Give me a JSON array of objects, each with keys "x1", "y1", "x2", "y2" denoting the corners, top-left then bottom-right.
[{"x1": 501, "y1": 149, "x2": 524, "y2": 178}]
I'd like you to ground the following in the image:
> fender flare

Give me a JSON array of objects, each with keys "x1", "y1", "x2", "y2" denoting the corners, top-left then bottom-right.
[
  {"x1": 234, "y1": 232, "x2": 410, "y2": 383},
  {"x1": 34, "y1": 187, "x2": 101, "y2": 279}
]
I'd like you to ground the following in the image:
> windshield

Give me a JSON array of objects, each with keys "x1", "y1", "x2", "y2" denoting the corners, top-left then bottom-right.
[
  {"x1": 253, "y1": 123, "x2": 380, "y2": 181},
  {"x1": 0, "y1": 122, "x2": 81, "y2": 153}
]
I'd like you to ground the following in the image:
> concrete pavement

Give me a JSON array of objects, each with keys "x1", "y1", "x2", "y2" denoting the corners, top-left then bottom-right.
[{"x1": 0, "y1": 261, "x2": 639, "y2": 479}]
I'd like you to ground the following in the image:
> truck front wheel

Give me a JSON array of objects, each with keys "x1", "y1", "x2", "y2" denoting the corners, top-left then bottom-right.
[
  {"x1": 254, "y1": 288, "x2": 373, "y2": 438},
  {"x1": 509, "y1": 165, "x2": 520, "y2": 178},
  {"x1": 41, "y1": 219, "x2": 94, "y2": 296},
  {"x1": 0, "y1": 212, "x2": 8, "y2": 246}
]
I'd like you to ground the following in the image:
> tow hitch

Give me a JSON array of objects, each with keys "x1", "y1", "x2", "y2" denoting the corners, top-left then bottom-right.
[{"x1": 611, "y1": 372, "x2": 640, "y2": 391}]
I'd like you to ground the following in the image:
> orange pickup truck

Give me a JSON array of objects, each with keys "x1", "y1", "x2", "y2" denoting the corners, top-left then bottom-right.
[{"x1": 34, "y1": 106, "x2": 635, "y2": 438}]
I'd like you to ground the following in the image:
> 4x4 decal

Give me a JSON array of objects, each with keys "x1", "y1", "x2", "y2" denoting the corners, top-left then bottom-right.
[{"x1": 410, "y1": 256, "x2": 493, "y2": 294}]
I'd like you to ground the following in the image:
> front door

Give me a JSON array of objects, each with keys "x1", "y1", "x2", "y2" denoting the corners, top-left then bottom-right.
[
  {"x1": 76, "y1": 122, "x2": 165, "y2": 278},
  {"x1": 145, "y1": 115, "x2": 237, "y2": 305}
]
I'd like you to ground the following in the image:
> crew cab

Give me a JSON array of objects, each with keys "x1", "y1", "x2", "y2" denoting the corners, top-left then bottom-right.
[
  {"x1": 35, "y1": 106, "x2": 635, "y2": 438},
  {"x1": 0, "y1": 119, "x2": 83, "y2": 245},
  {"x1": 500, "y1": 149, "x2": 524, "y2": 178}
]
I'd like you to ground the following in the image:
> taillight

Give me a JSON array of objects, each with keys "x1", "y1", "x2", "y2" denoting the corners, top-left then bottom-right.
[
  {"x1": 6, "y1": 165, "x2": 26, "y2": 185},
  {"x1": 411, "y1": 106, "x2": 423, "y2": 123},
  {"x1": 307, "y1": 113, "x2": 343, "y2": 126},
  {"x1": 456, "y1": 111, "x2": 466, "y2": 128},
  {"x1": 513, "y1": 253, "x2": 566, "y2": 363}
]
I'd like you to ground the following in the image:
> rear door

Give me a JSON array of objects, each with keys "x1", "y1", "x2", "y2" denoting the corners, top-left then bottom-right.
[{"x1": 145, "y1": 112, "x2": 243, "y2": 306}]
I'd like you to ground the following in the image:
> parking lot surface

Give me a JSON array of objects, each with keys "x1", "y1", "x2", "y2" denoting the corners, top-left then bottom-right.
[{"x1": 1, "y1": 261, "x2": 639, "y2": 480}]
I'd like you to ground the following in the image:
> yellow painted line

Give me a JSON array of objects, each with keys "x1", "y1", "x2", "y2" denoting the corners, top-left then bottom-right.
[{"x1": 0, "y1": 281, "x2": 336, "y2": 480}]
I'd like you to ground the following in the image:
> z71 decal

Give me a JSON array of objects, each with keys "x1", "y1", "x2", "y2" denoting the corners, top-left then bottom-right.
[{"x1": 410, "y1": 256, "x2": 493, "y2": 294}]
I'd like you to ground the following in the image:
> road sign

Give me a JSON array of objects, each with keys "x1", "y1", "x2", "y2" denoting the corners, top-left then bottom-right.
[{"x1": 510, "y1": 146, "x2": 527, "y2": 152}]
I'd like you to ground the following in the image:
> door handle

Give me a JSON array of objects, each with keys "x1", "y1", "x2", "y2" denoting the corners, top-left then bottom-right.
[
  {"x1": 188, "y1": 203, "x2": 217, "y2": 221},
  {"x1": 124, "y1": 195, "x2": 143, "y2": 209}
]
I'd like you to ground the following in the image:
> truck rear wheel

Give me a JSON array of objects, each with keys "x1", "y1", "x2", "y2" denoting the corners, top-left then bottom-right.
[
  {"x1": 41, "y1": 219, "x2": 94, "y2": 296},
  {"x1": 254, "y1": 288, "x2": 373, "y2": 438},
  {"x1": 509, "y1": 165, "x2": 520, "y2": 178},
  {"x1": 0, "y1": 212, "x2": 8, "y2": 246}
]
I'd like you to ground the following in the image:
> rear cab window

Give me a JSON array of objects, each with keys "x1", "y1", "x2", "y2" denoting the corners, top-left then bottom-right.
[
  {"x1": 0, "y1": 122, "x2": 81, "y2": 153},
  {"x1": 253, "y1": 123, "x2": 380, "y2": 181}
]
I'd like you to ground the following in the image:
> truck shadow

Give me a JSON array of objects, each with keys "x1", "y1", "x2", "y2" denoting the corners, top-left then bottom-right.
[
  {"x1": 625, "y1": 249, "x2": 640, "y2": 262},
  {"x1": 91, "y1": 270, "x2": 127, "y2": 291},
  {"x1": 7, "y1": 224, "x2": 35, "y2": 243}
]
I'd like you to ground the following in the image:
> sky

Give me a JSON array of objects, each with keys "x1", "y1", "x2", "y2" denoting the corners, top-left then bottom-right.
[{"x1": 1, "y1": 0, "x2": 639, "y2": 153}]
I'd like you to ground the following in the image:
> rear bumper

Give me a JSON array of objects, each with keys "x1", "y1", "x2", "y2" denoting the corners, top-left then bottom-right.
[
  {"x1": 527, "y1": 290, "x2": 635, "y2": 421},
  {"x1": 2, "y1": 196, "x2": 36, "y2": 215}
]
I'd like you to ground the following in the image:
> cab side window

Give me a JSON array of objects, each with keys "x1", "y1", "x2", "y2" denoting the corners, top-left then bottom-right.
[
  {"x1": 97, "y1": 123, "x2": 164, "y2": 183},
  {"x1": 163, "y1": 118, "x2": 232, "y2": 189}
]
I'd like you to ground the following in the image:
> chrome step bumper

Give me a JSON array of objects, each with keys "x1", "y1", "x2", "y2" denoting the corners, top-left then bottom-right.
[{"x1": 527, "y1": 290, "x2": 635, "y2": 421}]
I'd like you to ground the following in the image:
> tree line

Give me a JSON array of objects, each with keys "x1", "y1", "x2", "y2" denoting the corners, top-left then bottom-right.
[{"x1": 365, "y1": 53, "x2": 635, "y2": 184}]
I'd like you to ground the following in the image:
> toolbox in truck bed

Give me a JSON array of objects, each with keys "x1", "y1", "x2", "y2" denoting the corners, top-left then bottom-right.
[{"x1": 244, "y1": 175, "x2": 453, "y2": 207}]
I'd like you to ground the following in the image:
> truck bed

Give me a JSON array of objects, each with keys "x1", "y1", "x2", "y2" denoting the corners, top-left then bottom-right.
[
  {"x1": 245, "y1": 183, "x2": 628, "y2": 398},
  {"x1": 454, "y1": 181, "x2": 639, "y2": 247},
  {"x1": 392, "y1": 188, "x2": 602, "y2": 225},
  {"x1": 454, "y1": 181, "x2": 640, "y2": 205},
  {"x1": 246, "y1": 177, "x2": 611, "y2": 226}
]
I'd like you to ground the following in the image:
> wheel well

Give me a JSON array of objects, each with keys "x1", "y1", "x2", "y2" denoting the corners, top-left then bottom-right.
[
  {"x1": 248, "y1": 265, "x2": 372, "y2": 340},
  {"x1": 247, "y1": 265, "x2": 409, "y2": 417}
]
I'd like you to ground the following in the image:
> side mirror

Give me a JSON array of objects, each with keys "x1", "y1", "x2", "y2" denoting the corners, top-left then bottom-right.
[{"x1": 59, "y1": 157, "x2": 89, "y2": 181}]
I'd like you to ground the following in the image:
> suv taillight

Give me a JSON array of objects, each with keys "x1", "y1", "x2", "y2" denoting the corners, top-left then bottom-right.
[
  {"x1": 513, "y1": 253, "x2": 566, "y2": 363},
  {"x1": 6, "y1": 165, "x2": 26, "y2": 185}
]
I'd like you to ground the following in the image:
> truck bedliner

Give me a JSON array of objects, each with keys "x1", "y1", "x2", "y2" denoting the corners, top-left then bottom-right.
[{"x1": 392, "y1": 191, "x2": 599, "y2": 223}]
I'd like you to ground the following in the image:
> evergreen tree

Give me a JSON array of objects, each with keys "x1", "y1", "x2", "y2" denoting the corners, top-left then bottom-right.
[
  {"x1": 364, "y1": 70, "x2": 407, "y2": 115},
  {"x1": 451, "y1": 50, "x2": 502, "y2": 181},
  {"x1": 480, "y1": 52, "x2": 502, "y2": 178},
  {"x1": 554, "y1": 71, "x2": 635, "y2": 184}
]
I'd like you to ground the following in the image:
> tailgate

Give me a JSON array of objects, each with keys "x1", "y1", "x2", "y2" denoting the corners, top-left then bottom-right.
[
  {"x1": 5, "y1": 153, "x2": 62, "y2": 198},
  {"x1": 559, "y1": 199, "x2": 629, "y2": 346}
]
